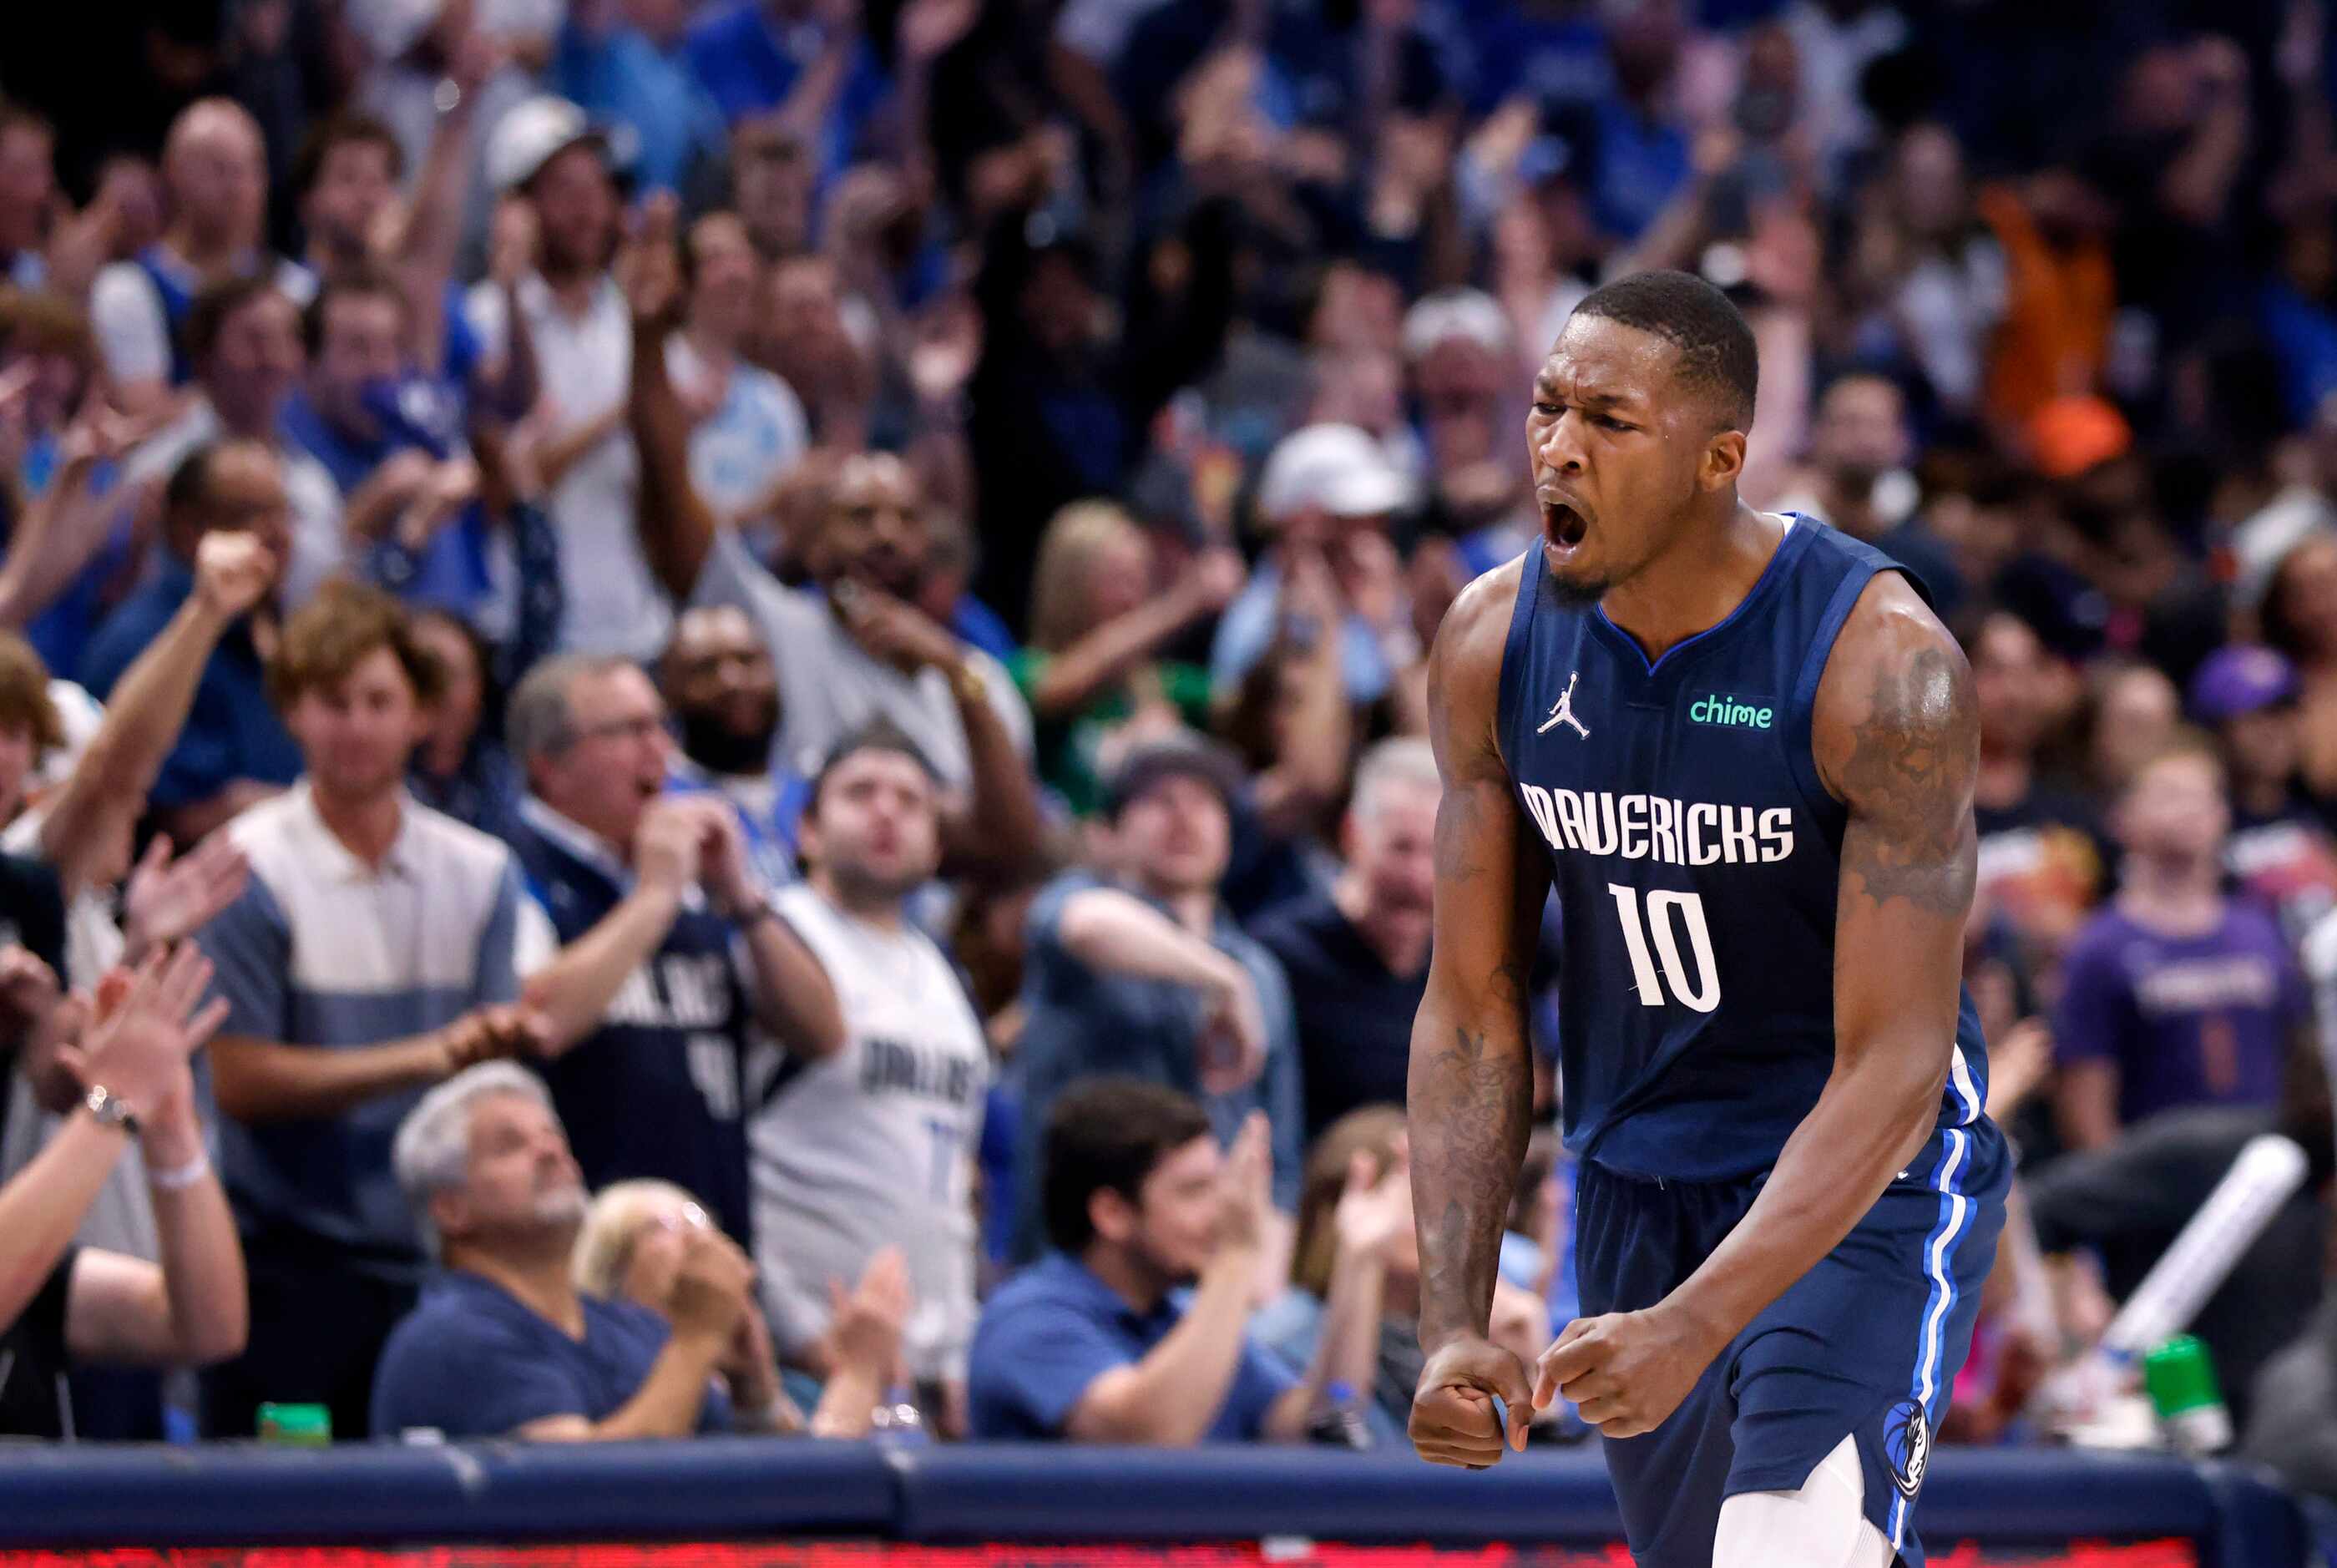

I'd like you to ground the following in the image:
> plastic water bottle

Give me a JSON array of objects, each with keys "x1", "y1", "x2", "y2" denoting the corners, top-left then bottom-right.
[
  {"x1": 2144, "y1": 1336, "x2": 2233, "y2": 1458},
  {"x1": 1307, "y1": 1381, "x2": 1376, "y2": 1451},
  {"x1": 868, "y1": 1383, "x2": 929, "y2": 1445}
]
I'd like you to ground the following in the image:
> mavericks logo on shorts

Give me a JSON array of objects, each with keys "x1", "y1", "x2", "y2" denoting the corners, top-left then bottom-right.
[{"x1": 1883, "y1": 1399, "x2": 1930, "y2": 1499}]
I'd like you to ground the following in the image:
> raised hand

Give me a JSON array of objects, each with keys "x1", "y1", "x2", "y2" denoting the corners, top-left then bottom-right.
[
  {"x1": 1211, "y1": 1110, "x2": 1272, "y2": 1256},
  {"x1": 828, "y1": 1246, "x2": 910, "y2": 1378},
  {"x1": 1333, "y1": 1149, "x2": 1414, "y2": 1262},
  {"x1": 1199, "y1": 963, "x2": 1269, "y2": 1096},
  {"x1": 897, "y1": 0, "x2": 978, "y2": 63},
  {"x1": 1181, "y1": 547, "x2": 1248, "y2": 616},
  {"x1": 62, "y1": 944, "x2": 230, "y2": 1123},
  {"x1": 123, "y1": 832, "x2": 251, "y2": 960},
  {"x1": 191, "y1": 529, "x2": 279, "y2": 621},
  {"x1": 669, "y1": 1227, "x2": 756, "y2": 1343},
  {"x1": 618, "y1": 192, "x2": 685, "y2": 329},
  {"x1": 634, "y1": 797, "x2": 708, "y2": 896},
  {"x1": 0, "y1": 945, "x2": 60, "y2": 1039},
  {"x1": 830, "y1": 578, "x2": 966, "y2": 674}
]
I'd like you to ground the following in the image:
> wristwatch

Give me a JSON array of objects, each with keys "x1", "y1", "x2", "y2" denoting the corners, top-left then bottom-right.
[
  {"x1": 84, "y1": 1084, "x2": 139, "y2": 1136},
  {"x1": 948, "y1": 659, "x2": 988, "y2": 708}
]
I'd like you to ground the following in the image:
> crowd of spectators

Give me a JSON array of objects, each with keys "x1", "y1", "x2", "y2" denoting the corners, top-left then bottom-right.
[{"x1": 7, "y1": 0, "x2": 2337, "y2": 1478}]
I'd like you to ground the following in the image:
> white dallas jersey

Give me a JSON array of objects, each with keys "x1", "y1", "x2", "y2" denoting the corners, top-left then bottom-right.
[{"x1": 751, "y1": 884, "x2": 990, "y2": 1382}]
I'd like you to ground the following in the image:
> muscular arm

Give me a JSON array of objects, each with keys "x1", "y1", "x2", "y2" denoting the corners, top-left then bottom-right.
[
  {"x1": 1670, "y1": 574, "x2": 1977, "y2": 1352},
  {"x1": 1409, "y1": 563, "x2": 1547, "y2": 1358}
]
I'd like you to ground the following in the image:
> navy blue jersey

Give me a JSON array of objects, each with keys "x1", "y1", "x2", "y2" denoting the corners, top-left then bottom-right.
[
  {"x1": 508, "y1": 810, "x2": 754, "y2": 1244},
  {"x1": 1495, "y1": 516, "x2": 1989, "y2": 1182}
]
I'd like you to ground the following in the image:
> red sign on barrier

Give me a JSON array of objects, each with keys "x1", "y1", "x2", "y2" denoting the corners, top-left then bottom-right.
[{"x1": 0, "y1": 1540, "x2": 2204, "y2": 1567}]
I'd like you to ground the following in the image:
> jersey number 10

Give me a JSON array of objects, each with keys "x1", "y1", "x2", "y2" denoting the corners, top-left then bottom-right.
[{"x1": 1606, "y1": 884, "x2": 1721, "y2": 1013}]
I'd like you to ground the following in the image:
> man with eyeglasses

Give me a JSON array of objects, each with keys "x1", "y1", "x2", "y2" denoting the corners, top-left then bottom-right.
[{"x1": 501, "y1": 654, "x2": 842, "y2": 1247}]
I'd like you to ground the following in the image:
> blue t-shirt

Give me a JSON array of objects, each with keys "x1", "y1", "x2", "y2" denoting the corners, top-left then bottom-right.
[
  {"x1": 78, "y1": 554, "x2": 301, "y2": 810},
  {"x1": 2053, "y1": 900, "x2": 2309, "y2": 1128},
  {"x1": 1012, "y1": 871, "x2": 1304, "y2": 1258},
  {"x1": 555, "y1": 21, "x2": 726, "y2": 195},
  {"x1": 682, "y1": 2, "x2": 891, "y2": 186},
  {"x1": 371, "y1": 1269, "x2": 731, "y2": 1438},
  {"x1": 967, "y1": 1252, "x2": 1293, "y2": 1440}
]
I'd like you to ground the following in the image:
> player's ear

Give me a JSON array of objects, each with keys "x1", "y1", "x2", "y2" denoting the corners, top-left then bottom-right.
[{"x1": 1701, "y1": 429, "x2": 1748, "y2": 493}]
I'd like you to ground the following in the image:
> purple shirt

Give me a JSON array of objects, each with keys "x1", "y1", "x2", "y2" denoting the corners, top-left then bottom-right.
[{"x1": 2053, "y1": 900, "x2": 2307, "y2": 1127}]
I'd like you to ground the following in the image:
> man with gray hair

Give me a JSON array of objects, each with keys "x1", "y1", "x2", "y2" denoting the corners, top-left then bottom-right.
[
  {"x1": 1252, "y1": 737, "x2": 1441, "y2": 1141},
  {"x1": 502, "y1": 653, "x2": 842, "y2": 1247},
  {"x1": 369, "y1": 1063, "x2": 761, "y2": 1439}
]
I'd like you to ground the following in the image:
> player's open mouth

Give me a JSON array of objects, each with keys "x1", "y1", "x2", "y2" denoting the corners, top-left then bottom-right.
[{"x1": 1543, "y1": 501, "x2": 1589, "y2": 549}]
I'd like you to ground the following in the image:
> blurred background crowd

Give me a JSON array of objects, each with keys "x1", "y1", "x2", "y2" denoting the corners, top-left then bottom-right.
[{"x1": 3, "y1": 0, "x2": 2337, "y2": 1485}]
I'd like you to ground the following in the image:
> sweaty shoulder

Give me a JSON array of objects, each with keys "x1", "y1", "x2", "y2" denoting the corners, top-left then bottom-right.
[{"x1": 1426, "y1": 552, "x2": 1530, "y2": 780}]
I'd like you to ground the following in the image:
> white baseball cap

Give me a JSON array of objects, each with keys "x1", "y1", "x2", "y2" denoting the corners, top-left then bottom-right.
[
  {"x1": 1402, "y1": 287, "x2": 1514, "y2": 363},
  {"x1": 1256, "y1": 422, "x2": 1415, "y2": 523},
  {"x1": 487, "y1": 96, "x2": 607, "y2": 195}
]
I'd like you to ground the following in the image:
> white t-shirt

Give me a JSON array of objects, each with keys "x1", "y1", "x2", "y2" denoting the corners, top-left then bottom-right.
[
  {"x1": 666, "y1": 336, "x2": 809, "y2": 533},
  {"x1": 750, "y1": 883, "x2": 990, "y2": 1382},
  {"x1": 517, "y1": 272, "x2": 674, "y2": 661},
  {"x1": 692, "y1": 529, "x2": 1032, "y2": 788},
  {"x1": 89, "y1": 249, "x2": 315, "y2": 391}
]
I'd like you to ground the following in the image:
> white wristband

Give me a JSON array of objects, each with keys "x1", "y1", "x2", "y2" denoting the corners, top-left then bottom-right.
[{"x1": 146, "y1": 1150, "x2": 211, "y2": 1191}]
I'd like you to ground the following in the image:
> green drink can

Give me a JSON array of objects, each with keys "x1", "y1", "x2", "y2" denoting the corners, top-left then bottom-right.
[
  {"x1": 256, "y1": 1402, "x2": 331, "y2": 1446},
  {"x1": 2142, "y1": 1336, "x2": 2231, "y2": 1457}
]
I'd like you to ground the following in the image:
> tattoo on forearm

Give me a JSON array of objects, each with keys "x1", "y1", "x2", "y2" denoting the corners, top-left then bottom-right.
[
  {"x1": 1413, "y1": 1021, "x2": 1531, "y2": 1337},
  {"x1": 1838, "y1": 645, "x2": 1977, "y2": 916}
]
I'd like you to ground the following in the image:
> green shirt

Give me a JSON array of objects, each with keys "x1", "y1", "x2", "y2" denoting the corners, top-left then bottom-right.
[{"x1": 1007, "y1": 655, "x2": 1216, "y2": 816}]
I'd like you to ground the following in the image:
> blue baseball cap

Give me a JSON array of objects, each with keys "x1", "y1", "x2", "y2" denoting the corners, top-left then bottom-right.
[{"x1": 2189, "y1": 645, "x2": 2299, "y2": 723}]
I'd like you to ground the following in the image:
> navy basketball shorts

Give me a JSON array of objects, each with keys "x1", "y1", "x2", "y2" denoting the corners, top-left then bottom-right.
[{"x1": 1573, "y1": 1118, "x2": 2011, "y2": 1568}]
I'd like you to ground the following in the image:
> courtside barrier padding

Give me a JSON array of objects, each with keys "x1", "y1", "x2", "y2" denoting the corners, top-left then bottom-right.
[{"x1": 0, "y1": 1439, "x2": 2307, "y2": 1564}]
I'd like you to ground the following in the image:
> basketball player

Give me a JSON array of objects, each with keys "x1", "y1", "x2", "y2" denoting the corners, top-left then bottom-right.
[{"x1": 1405, "y1": 270, "x2": 2009, "y2": 1568}]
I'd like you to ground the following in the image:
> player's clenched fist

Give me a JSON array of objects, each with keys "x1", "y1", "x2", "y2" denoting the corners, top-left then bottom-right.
[
  {"x1": 1532, "y1": 1305, "x2": 1717, "y2": 1439},
  {"x1": 1410, "y1": 1334, "x2": 1532, "y2": 1468}
]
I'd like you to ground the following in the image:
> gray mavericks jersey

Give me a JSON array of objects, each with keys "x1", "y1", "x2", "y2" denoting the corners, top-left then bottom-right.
[{"x1": 750, "y1": 884, "x2": 990, "y2": 1382}]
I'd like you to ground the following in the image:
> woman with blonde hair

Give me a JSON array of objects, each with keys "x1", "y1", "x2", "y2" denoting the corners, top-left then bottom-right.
[
  {"x1": 1253, "y1": 1105, "x2": 1548, "y2": 1445},
  {"x1": 575, "y1": 1179, "x2": 910, "y2": 1439},
  {"x1": 1010, "y1": 499, "x2": 1245, "y2": 814}
]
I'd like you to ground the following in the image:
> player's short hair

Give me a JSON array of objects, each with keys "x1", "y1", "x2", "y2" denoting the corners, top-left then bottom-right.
[
  {"x1": 1042, "y1": 1078, "x2": 1213, "y2": 1254},
  {"x1": 807, "y1": 720, "x2": 941, "y2": 816},
  {"x1": 1570, "y1": 269, "x2": 1758, "y2": 432},
  {"x1": 268, "y1": 579, "x2": 445, "y2": 712}
]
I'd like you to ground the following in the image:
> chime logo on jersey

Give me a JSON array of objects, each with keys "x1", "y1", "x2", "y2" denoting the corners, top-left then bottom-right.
[
  {"x1": 1517, "y1": 784, "x2": 1795, "y2": 866},
  {"x1": 1688, "y1": 693, "x2": 1774, "y2": 730}
]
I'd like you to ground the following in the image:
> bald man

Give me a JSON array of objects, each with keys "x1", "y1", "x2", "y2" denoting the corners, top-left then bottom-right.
[
  {"x1": 660, "y1": 604, "x2": 806, "y2": 888},
  {"x1": 89, "y1": 99, "x2": 313, "y2": 411},
  {"x1": 631, "y1": 311, "x2": 1044, "y2": 877}
]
